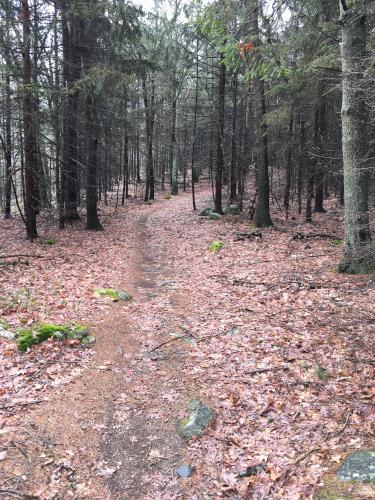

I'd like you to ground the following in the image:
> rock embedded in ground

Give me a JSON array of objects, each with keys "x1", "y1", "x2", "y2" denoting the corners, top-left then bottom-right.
[
  {"x1": 177, "y1": 400, "x2": 215, "y2": 441},
  {"x1": 209, "y1": 212, "x2": 222, "y2": 220},
  {"x1": 337, "y1": 450, "x2": 375, "y2": 482},
  {"x1": 198, "y1": 208, "x2": 214, "y2": 217},
  {"x1": 225, "y1": 204, "x2": 240, "y2": 215},
  {"x1": 94, "y1": 288, "x2": 132, "y2": 302},
  {"x1": 0, "y1": 327, "x2": 15, "y2": 340},
  {"x1": 175, "y1": 464, "x2": 194, "y2": 478}
]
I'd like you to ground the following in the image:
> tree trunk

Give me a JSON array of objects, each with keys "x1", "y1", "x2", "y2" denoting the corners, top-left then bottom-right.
[
  {"x1": 63, "y1": 3, "x2": 81, "y2": 222},
  {"x1": 21, "y1": 0, "x2": 38, "y2": 240},
  {"x1": 314, "y1": 93, "x2": 326, "y2": 213},
  {"x1": 4, "y1": 1, "x2": 12, "y2": 218},
  {"x1": 214, "y1": 51, "x2": 225, "y2": 214},
  {"x1": 4, "y1": 70, "x2": 12, "y2": 219},
  {"x1": 252, "y1": 0, "x2": 272, "y2": 227},
  {"x1": 338, "y1": 0, "x2": 374, "y2": 273},
  {"x1": 283, "y1": 106, "x2": 294, "y2": 218},
  {"x1": 86, "y1": 93, "x2": 103, "y2": 230},
  {"x1": 170, "y1": 79, "x2": 178, "y2": 195},
  {"x1": 230, "y1": 73, "x2": 238, "y2": 205}
]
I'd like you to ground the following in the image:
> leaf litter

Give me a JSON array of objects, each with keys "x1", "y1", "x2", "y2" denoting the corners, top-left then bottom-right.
[{"x1": 0, "y1": 186, "x2": 374, "y2": 499}]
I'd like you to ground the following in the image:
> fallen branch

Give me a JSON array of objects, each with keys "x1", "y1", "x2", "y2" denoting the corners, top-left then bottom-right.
[
  {"x1": 234, "y1": 231, "x2": 263, "y2": 242},
  {"x1": 292, "y1": 232, "x2": 339, "y2": 240},
  {"x1": 245, "y1": 366, "x2": 290, "y2": 376}
]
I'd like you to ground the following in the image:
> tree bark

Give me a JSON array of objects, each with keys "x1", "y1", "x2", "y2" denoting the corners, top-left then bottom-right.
[
  {"x1": 252, "y1": 0, "x2": 272, "y2": 227},
  {"x1": 214, "y1": 51, "x2": 225, "y2": 214},
  {"x1": 21, "y1": 0, "x2": 38, "y2": 240},
  {"x1": 230, "y1": 73, "x2": 238, "y2": 205},
  {"x1": 338, "y1": 0, "x2": 374, "y2": 273}
]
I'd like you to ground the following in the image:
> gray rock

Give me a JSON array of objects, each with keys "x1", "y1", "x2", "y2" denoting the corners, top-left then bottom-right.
[
  {"x1": 209, "y1": 212, "x2": 222, "y2": 220},
  {"x1": 178, "y1": 400, "x2": 215, "y2": 441},
  {"x1": 337, "y1": 450, "x2": 375, "y2": 482},
  {"x1": 175, "y1": 464, "x2": 194, "y2": 478},
  {"x1": 199, "y1": 208, "x2": 214, "y2": 217},
  {"x1": 0, "y1": 328, "x2": 15, "y2": 340},
  {"x1": 226, "y1": 204, "x2": 240, "y2": 215},
  {"x1": 118, "y1": 291, "x2": 132, "y2": 301}
]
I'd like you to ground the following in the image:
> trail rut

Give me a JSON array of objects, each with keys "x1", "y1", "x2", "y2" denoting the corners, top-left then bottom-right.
[{"x1": 19, "y1": 205, "x2": 195, "y2": 499}]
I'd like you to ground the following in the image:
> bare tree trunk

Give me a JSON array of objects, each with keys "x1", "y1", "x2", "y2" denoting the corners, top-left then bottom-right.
[
  {"x1": 4, "y1": 0, "x2": 12, "y2": 218},
  {"x1": 214, "y1": 51, "x2": 225, "y2": 214},
  {"x1": 21, "y1": 0, "x2": 38, "y2": 240},
  {"x1": 252, "y1": 0, "x2": 272, "y2": 227},
  {"x1": 170, "y1": 78, "x2": 178, "y2": 195},
  {"x1": 230, "y1": 73, "x2": 238, "y2": 205},
  {"x1": 4, "y1": 69, "x2": 12, "y2": 219},
  {"x1": 338, "y1": 0, "x2": 374, "y2": 273},
  {"x1": 283, "y1": 106, "x2": 294, "y2": 218}
]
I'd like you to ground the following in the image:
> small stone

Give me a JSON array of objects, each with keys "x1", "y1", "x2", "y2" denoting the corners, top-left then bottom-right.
[
  {"x1": 238, "y1": 464, "x2": 266, "y2": 478},
  {"x1": 337, "y1": 450, "x2": 375, "y2": 482},
  {"x1": 0, "y1": 329, "x2": 15, "y2": 340},
  {"x1": 175, "y1": 464, "x2": 194, "y2": 478},
  {"x1": 227, "y1": 326, "x2": 241, "y2": 336},
  {"x1": 118, "y1": 291, "x2": 132, "y2": 301}
]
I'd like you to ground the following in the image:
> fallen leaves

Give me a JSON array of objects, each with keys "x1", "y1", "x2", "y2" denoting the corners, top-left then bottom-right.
[{"x1": 0, "y1": 186, "x2": 374, "y2": 499}]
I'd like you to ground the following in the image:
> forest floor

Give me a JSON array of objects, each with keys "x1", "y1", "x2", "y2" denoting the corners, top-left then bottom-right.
[{"x1": 0, "y1": 184, "x2": 374, "y2": 499}]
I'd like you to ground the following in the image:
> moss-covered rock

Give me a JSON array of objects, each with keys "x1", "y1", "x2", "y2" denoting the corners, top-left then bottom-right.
[
  {"x1": 17, "y1": 323, "x2": 94, "y2": 352},
  {"x1": 209, "y1": 212, "x2": 222, "y2": 220},
  {"x1": 94, "y1": 288, "x2": 132, "y2": 302},
  {"x1": 337, "y1": 450, "x2": 375, "y2": 482},
  {"x1": 225, "y1": 204, "x2": 240, "y2": 215},
  {"x1": 199, "y1": 207, "x2": 214, "y2": 217},
  {"x1": 177, "y1": 400, "x2": 215, "y2": 441}
]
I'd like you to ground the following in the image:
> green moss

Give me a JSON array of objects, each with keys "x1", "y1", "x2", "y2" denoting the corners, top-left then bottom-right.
[
  {"x1": 315, "y1": 487, "x2": 353, "y2": 500},
  {"x1": 314, "y1": 364, "x2": 329, "y2": 381},
  {"x1": 18, "y1": 328, "x2": 35, "y2": 352},
  {"x1": 179, "y1": 416, "x2": 190, "y2": 427},
  {"x1": 94, "y1": 288, "x2": 132, "y2": 302},
  {"x1": 41, "y1": 238, "x2": 57, "y2": 246},
  {"x1": 209, "y1": 241, "x2": 225, "y2": 252},
  {"x1": 314, "y1": 476, "x2": 356, "y2": 500},
  {"x1": 0, "y1": 319, "x2": 10, "y2": 330},
  {"x1": 331, "y1": 239, "x2": 342, "y2": 247},
  {"x1": 164, "y1": 194, "x2": 172, "y2": 200},
  {"x1": 17, "y1": 323, "x2": 92, "y2": 352}
]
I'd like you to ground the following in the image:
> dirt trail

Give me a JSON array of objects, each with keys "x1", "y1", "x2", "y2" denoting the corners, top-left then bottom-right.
[{"x1": 21, "y1": 204, "x2": 195, "y2": 498}]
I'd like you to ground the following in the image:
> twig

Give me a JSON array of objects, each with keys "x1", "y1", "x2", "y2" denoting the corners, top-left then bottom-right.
[
  {"x1": 282, "y1": 410, "x2": 352, "y2": 483},
  {"x1": 0, "y1": 490, "x2": 37, "y2": 499},
  {"x1": 148, "y1": 335, "x2": 193, "y2": 354},
  {"x1": 245, "y1": 366, "x2": 290, "y2": 376},
  {"x1": 0, "y1": 254, "x2": 43, "y2": 259},
  {"x1": 346, "y1": 357, "x2": 375, "y2": 365},
  {"x1": 0, "y1": 400, "x2": 43, "y2": 411}
]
